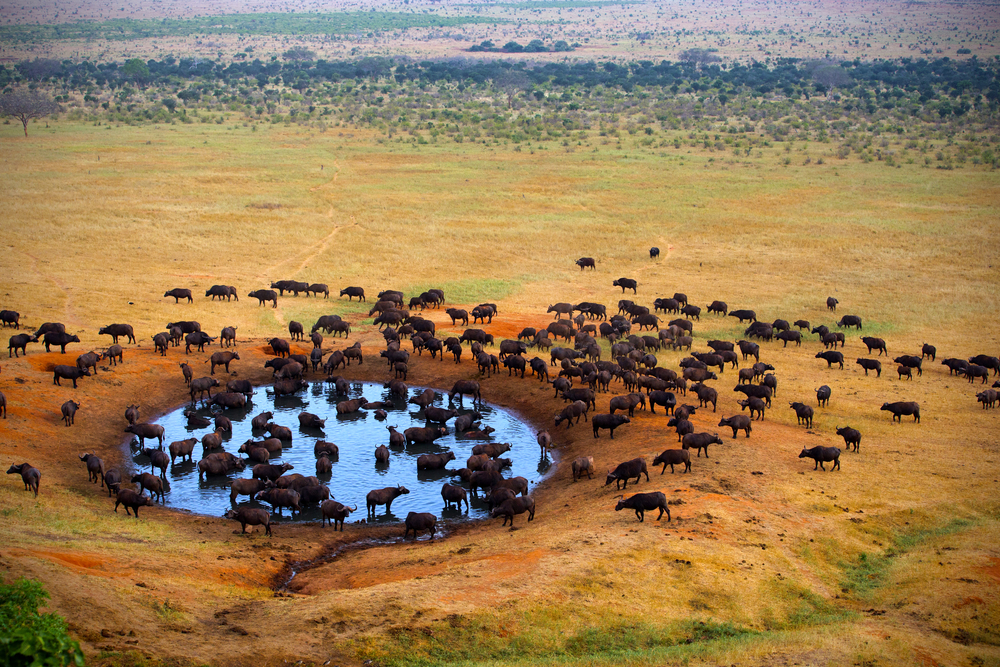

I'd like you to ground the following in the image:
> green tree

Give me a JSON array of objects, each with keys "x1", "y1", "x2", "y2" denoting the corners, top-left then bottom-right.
[
  {"x1": 0, "y1": 88, "x2": 60, "y2": 137},
  {"x1": 121, "y1": 57, "x2": 150, "y2": 86},
  {"x1": 0, "y1": 578, "x2": 84, "y2": 666}
]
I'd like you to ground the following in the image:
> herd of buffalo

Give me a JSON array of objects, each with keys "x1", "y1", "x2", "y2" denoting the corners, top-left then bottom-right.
[{"x1": 2, "y1": 267, "x2": 997, "y2": 537}]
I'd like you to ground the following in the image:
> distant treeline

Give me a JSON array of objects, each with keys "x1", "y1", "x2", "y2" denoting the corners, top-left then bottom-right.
[
  {"x1": 0, "y1": 12, "x2": 501, "y2": 42},
  {"x1": 4, "y1": 55, "x2": 997, "y2": 108}
]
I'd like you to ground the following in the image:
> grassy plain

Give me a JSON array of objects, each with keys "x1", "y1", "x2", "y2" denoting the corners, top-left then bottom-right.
[{"x1": 0, "y1": 118, "x2": 998, "y2": 667}]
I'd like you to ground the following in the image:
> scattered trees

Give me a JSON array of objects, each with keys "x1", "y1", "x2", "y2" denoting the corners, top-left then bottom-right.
[{"x1": 0, "y1": 88, "x2": 60, "y2": 136}]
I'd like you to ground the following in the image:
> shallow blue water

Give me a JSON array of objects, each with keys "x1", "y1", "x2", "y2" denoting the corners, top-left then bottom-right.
[{"x1": 132, "y1": 381, "x2": 549, "y2": 524}]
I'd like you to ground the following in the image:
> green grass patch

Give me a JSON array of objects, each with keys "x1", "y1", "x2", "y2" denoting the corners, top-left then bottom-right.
[
  {"x1": 353, "y1": 606, "x2": 772, "y2": 667},
  {"x1": 0, "y1": 12, "x2": 504, "y2": 43},
  {"x1": 402, "y1": 277, "x2": 534, "y2": 306},
  {"x1": 839, "y1": 517, "x2": 975, "y2": 600}
]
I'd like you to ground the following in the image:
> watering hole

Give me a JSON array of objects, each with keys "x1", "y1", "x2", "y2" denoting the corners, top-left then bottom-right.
[{"x1": 131, "y1": 381, "x2": 550, "y2": 523}]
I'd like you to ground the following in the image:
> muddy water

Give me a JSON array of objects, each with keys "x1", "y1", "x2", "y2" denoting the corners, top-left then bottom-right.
[{"x1": 132, "y1": 381, "x2": 549, "y2": 523}]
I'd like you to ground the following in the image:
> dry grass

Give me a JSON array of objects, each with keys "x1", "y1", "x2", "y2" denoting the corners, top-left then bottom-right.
[{"x1": 0, "y1": 119, "x2": 998, "y2": 666}]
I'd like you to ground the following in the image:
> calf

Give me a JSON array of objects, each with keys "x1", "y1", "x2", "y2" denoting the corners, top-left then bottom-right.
[
  {"x1": 102, "y1": 469, "x2": 121, "y2": 496},
  {"x1": 898, "y1": 365, "x2": 914, "y2": 381},
  {"x1": 102, "y1": 345, "x2": 123, "y2": 366},
  {"x1": 652, "y1": 449, "x2": 690, "y2": 474},
  {"x1": 571, "y1": 456, "x2": 595, "y2": 481},
  {"x1": 836, "y1": 426, "x2": 861, "y2": 452},
  {"x1": 615, "y1": 492, "x2": 670, "y2": 522},
  {"x1": 734, "y1": 383, "x2": 772, "y2": 408},
  {"x1": 799, "y1": 446, "x2": 841, "y2": 471},
  {"x1": 894, "y1": 355, "x2": 923, "y2": 376},
  {"x1": 718, "y1": 415, "x2": 751, "y2": 438}
]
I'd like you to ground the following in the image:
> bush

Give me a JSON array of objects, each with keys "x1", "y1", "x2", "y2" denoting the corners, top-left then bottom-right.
[{"x1": 0, "y1": 578, "x2": 84, "y2": 667}]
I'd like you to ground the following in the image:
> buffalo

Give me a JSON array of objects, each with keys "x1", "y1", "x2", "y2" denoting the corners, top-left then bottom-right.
[
  {"x1": 225, "y1": 508, "x2": 271, "y2": 536},
  {"x1": 490, "y1": 497, "x2": 535, "y2": 526},
  {"x1": 99, "y1": 323, "x2": 136, "y2": 344},
  {"x1": 248, "y1": 289, "x2": 278, "y2": 307},
  {"x1": 836, "y1": 426, "x2": 862, "y2": 452},
  {"x1": 800, "y1": 446, "x2": 841, "y2": 471},
  {"x1": 366, "y1": 485, "x2": 410, "y2": 516},
  {"x1": 856, "y1": 358, "x2": 882, "y2": 377},
  {"x1": 43, "y1": 332, "x2": 80, "y2": 354},
  {"x1": 681, "y1": 432, "x2": 723, "y2": 457},
  {"x1": 7, "y1": 463, "x2": 40, "y2": 496},
  {"x1": 815, "y1": 350, "x2": 845, "y2": 369},
  {"x1": 718, "y1": 415, "x2": 751, "y2": 438},
  {"x1": 592, "y1": 413, "x2": 630, "y2": 439},
  {"x1": 164, "y1": 288, "x2": 193, "y2": 303},
  {"x1": 881, "y1": 401, "x2": 920, "y2": 423},
  {"x1": 53, "y1": 365, "x2": 90, "y2": 388},
  {"x1": 652, "y1": 449, "x2": 691, "y2": 474},
  {"x1": 114, "y1": 489, "x2": 155, "y2": 517},
  {"x1": 615, "y1": 492, "x2": 670, "y2": 522},
  {"x1": 404, "y1": 512, "x2": 437, "y2": 540},
  {"x1": 605, "y1": 458, "x2": 649, "y2": 490}
]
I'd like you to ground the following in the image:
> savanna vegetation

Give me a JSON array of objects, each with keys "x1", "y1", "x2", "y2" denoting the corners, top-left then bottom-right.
[{"x1": 4, "y1": 53, "x2": 999, "y2": 169}]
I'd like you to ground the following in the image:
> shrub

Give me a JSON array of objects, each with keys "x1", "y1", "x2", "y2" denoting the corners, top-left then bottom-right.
[{"x1": 0, "y1": 578, "x2": 84, "y2": 667}]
